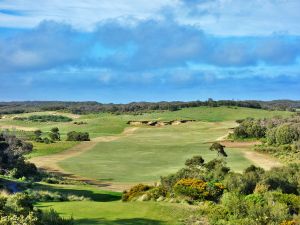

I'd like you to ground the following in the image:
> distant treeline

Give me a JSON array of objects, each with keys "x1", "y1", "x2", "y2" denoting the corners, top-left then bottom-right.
[{"x1": 0, "y1": 99, "x2": 299, "y2": 115}]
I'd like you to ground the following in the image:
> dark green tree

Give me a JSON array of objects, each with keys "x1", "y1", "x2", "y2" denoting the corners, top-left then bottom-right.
[
  {"x1": 49, "y1": 127, "x2": 60, "y2": 141},
  {"x1": 209, "y1": 142, "x2": 228, "y2": 157}
]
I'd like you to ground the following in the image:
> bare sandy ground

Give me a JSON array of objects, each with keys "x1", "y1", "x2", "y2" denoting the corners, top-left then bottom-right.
[
  {"x1": 29, "y1": 127, "x2": 139, "y2": 191},
  {"x1": 220, "y1": 140, "x2": 282, "y2": 170}
]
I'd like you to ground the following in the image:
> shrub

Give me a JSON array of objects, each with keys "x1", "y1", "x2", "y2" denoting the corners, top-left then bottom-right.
[
  {"x1": 275, "y1": 124, "x2": 298, "y2": 145},
  {"x1": 122, "y1": 184, "x2": 152, "y2": 202},
  {"x1": 173, "y1": 178, "x2": 224, "y2": 201},
  {"x1": 66, "y1": 131, "x2": 90, "y2": 141},
  {"x1": 4, "y1": 193, "x2": 34, "y2": 215},
  {"x1": 28, "y1": 115, "x2": 72, "y2": 123},
  {"x1": 40, "y1": 209, "x2": 74, "y2": 225},
  {"x1": 26, "y1": 190, "x2": 89, "y2": 202},
  {"x1": 147, "y1": 186, "x2": 168, "y2": 200}
]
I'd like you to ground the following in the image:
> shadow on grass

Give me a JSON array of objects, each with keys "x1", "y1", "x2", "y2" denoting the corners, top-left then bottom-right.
[
  {"x1": 33, "y1": 183, "x2": 121, "y2": 202},
  {"x1": 75, "y1": 218, "x2": 166, "y2": 225}
]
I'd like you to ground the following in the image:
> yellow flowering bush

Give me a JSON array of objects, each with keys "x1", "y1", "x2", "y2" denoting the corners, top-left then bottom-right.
[{"x1": 174, "y1": 178, "x2": 224, "y2": 201}]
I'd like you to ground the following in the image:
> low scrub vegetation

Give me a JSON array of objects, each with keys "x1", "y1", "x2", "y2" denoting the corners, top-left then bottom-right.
[
  {"x1": 25, "y1": 190, "x2": 90, "y2": 202},
  {"x1": 66, "y1": 131, "x2": 90, "y2": 141},
  {"x1": 0, "y1": 192, "x2": 74, "y2": 225},
  {"x1": 14, "y1": 115, "x2": 72, "y2": 123},
  {"x1": 123, "y1": 155, "x2": 300, "y2": 224},
  {"x1": 231, "y1": 115, "x2": 300, "y2": 162}
]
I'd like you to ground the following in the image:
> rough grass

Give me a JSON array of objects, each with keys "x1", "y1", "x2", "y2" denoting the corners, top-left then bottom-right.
[
  {"x1": 0, "y1": 112, "x2": 128, "y2": 138},
  {"x1": 28, "y1": 141, "x2": 78, "y2": 158}
]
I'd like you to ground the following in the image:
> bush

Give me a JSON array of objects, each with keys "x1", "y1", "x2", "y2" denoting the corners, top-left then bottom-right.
[
  {"x1": 122, "y1": 184, "x2": 152, "y2": 202},
  {"x1": 66, "y1": 131, "x2": 90, "y2": 141},
  {"x1": 0, "y1": 193, "x2": 74, "y2": 225},
  {"x1": 26, "y1": 190, "x2": 89, "y2": 202},
  {"x1": 39, "y1": 209, "x2": 74, "y2": 225},
  {"x1": 173, "y1": 178, "x2": 224, "y2": 201},
  {"x1": 275, "y1": 124, "x2": 298, "y2": 145},
  {"x1": 28, "y1": 115, "x2": 72, "y2": 123},
  {"x1": 147, "y1": 186, "x2": 168, "y2": 200}
]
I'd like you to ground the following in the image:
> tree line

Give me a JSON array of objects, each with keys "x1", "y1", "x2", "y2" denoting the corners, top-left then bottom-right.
[{"x1": 0, "y1": 99, "x2": 299, "y2": 115}]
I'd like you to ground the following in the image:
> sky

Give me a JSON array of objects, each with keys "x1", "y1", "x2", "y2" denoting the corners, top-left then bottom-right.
[{"x1": 0, "y1": 0, "x2": 299, "y2": 102}]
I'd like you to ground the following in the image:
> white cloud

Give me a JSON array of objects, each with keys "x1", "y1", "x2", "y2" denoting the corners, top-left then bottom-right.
[
  {"x1": 176, "y1": 0, "x2": 300, "y2": 35},
  {"x1": 1, "y1": 0, "x2": 300, "y2": 35},
  {"x1": 0, "y1": 0, "x2": 175, "y2": 30}
]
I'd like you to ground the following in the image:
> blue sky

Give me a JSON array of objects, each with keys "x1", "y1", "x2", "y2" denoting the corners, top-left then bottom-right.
[{"x1": 0, "y1": 0, "x2": 299, "y2": 102}]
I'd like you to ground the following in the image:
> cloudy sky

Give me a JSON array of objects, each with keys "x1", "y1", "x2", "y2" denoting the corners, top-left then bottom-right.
[{"x1": 0, "y1": 0, "x2": 299, "y2": 102}]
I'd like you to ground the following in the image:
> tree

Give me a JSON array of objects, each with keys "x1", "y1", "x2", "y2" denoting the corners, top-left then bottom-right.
[
  {"x1": 33, "y1": 130, "x2": 42, "y2": 142},
  {"x1": 0, "y1": 133, "x2": 37, "y2": 178},
  {"x1": 49, "y1": 127, "x2": 60, "y2": 141},
  {"x1": 66, "y1": 131, "x2": 90, "y2": 141},
  {"x1": 185, "y1": 156, "x2": 205, "y2": 168},
  {"x1": 209, "y1": 142, "x2": 227, "y2": 157}
]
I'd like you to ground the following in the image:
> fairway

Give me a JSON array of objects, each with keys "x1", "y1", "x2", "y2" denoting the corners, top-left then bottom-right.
[{"x1": 59, "y1": 121, "x2": 253, "y2": 183}]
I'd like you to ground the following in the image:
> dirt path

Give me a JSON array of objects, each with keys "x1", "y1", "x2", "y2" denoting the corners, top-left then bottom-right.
[
  {"x1": 243, "y1": 151, "x2": 282, "y2": 170},
  {"x1": 29, "y1": 127, "x2": 139, "y2": 191},
  {"x1": 220, "y1": 140, "x2": 282, "y2": 170}
]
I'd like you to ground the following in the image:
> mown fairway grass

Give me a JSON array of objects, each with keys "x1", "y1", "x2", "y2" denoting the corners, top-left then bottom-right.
[
  {"x1": 37, "y1": 201, "x2": 195, "y2": 225},
  {"x1": 58, "y1": 107, "x2": 292, "y2": 183},
  {"x1": 35, "y1": 183, "x2": 197, "y2": 225},
  {"x1": 59, "y1": 121, "x2": 251, "y2": 183},
  {"x1": 0, "y1": 106, "x2": 292, "y2": 159}
]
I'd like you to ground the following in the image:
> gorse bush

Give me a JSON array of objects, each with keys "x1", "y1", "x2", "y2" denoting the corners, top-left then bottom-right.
[
  {"x1": 174, "y1": 178, "x2": 224, "y2": 201},
  {"x1": 122, "y1": 184, "x2": 152, "y2": 202},
  {"x1": 124, "y1": 154, "x2": 300, "y2": 225}
]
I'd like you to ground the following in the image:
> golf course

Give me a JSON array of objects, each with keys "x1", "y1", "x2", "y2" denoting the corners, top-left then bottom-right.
[{"x1": 0, "y1": 106, "x2": 293, "y2": 224}]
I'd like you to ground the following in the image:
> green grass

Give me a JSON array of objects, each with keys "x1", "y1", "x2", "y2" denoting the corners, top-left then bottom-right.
[
  {"x1": 1, "y1": 107, "x2": 293, "y2": 224},
  {"x1": 126, "y1": 106, "x2": 293, "y2": 122},
  {"x1": 37, "y1": 201, "x2": 195, "y2": 225},
  {"x1": 0, "y1": 107, "x2": 292, "y2": 138},
  {"x1": 37, "y1": 201, "x2": 196, "y2": 225},
  {"x1": 0, "y1": 112, "x2": 128, "y2": 138},
  {"x1": 28, "y1": 141, "x2": 78, "y2": 158},
  {"x1": 1, "y1": 107, "x2": 293, "y2": 182},
  {"x1": 59, "y1": 121, "x2": 253, "y2": 183},
  {"x1": 35, "y1": 183, "x2": 197, "y2": 225}
]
